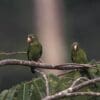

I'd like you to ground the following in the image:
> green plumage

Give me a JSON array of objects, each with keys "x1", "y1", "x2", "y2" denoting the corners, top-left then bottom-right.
[
  {"x1": 27, "y1": 40, "x2": 42, "y2": 61},
  {"x1": 71, "y1": 42, "x2": 91, "y2": 79},
  {"x1": 27, "y1": 34, "x2": 42, "y2": 73},
  {"x1": 71, "y1": 47, "x2": 88, "y2": 64}
]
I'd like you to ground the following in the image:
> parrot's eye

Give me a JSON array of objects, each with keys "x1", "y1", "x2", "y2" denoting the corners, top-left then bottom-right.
[
  {"x1": 74, "y1": 45, "x2": 78, "y2": 50},
  {"x1": 27, "y1": 36, "x2": 32, "y2": 43}
]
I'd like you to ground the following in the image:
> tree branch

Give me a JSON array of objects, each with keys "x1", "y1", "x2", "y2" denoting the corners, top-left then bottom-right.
[
  {"x1": 0, "y1": 51, "x2": 26, "y2": 55},
  {"x1": 42, "y1": 92, "x2": 100, "y2": 100},
  {"x1": 35, "y1": 70, "x2": 49, "y2": 96},
  {"x1": 0, "y1": 58, "x2": 99, "y2": 99},
  {"x1": 70, "y1": 77, "x2": 89, "y2": 88},
  {"x1": 42, "y1": 77, "x2": 100, "y2": 100},
  {"x1": 0, "y1": 59, "x2": 96, "y2": 70}
]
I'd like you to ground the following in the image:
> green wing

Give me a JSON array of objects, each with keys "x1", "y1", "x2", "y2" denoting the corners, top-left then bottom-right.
[
  {"x1": 71, "y1": 48, "x2": 88, "y2": 64},
  {"x1": 27, "y1": 42, "x2": 42, "y2": 61},
  {"x1": 76, "y1": 48, "x2": 88, "y2": 64}
]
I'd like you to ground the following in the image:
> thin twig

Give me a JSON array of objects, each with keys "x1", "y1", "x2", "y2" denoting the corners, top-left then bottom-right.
[
  {"x1": 0, "y1": 52, "x2": 26, "y2": 55},
  {"x1": 35, "y1": 70, "x2": 49, "y2": 96},
  {"x1": 95, "y1": 61, "x2": 100, "y2": 64},
  {"x1": 42, "y1": 92, "x2": 100, "y2": 100},
  {"x1": 71, "y1": 77, "x2": 89, "y2": 88},
  {"x1": 0, "y1": 59, "x2": 96, "y2": 70},
  {"x1": 57, "y1": 70, "x2": 75, "y2": 77},
  {"x1": 67, "y1": 92, "x2": 100, "y2": 96}
]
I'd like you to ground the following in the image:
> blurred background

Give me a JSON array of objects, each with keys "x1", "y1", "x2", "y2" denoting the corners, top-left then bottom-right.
[{"x1": 0, "y1": 0, "x2": 100, "y2": 91}]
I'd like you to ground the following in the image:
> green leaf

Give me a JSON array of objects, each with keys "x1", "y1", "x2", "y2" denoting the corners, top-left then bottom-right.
[
  {"x1": 0, "y1": 90, "x2": 8, "y2": 100},
  {"x1": 17, "y1": 82, "x2": 32, "y2": 100},
  {"x1": 0, "y1": 72, "x2": 100, "y2": 100},
  {"x1": 48, "y1": 74, "x2": 60, "y2": 94},
  {"x1": 6, "y1": 87, "x2": 17, "y2": 100}
]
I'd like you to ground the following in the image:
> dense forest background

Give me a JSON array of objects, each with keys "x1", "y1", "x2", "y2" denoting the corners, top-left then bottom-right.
[{"x1": 0, "y1": 0, "x2": 100, "y2": 91}]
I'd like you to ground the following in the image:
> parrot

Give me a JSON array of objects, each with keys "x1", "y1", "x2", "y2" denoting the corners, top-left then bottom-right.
[
  {"x1": 71, "y1": 42, "x2": 98, "y2": 90},
  {"x1": 27, "y1": 34, "x2": 42, "y2": 73},
  {"x1": 71, "y1": 42, "x2": 92, "y2": 79}
]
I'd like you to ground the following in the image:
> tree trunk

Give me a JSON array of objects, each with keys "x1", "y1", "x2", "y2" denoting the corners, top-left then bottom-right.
[{"x1": 33, "y1": 0, "x2": 67, "y2": 75}]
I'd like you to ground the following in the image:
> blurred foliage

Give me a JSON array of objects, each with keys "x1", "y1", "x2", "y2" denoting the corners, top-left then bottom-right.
[{"x1": 0, "y1": 62, "x2": 100, "y2": 100}]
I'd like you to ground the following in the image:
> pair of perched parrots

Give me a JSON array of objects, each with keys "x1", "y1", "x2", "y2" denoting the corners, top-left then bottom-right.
[{"x1": 27, "y1": 34, "x2": 91, "y2": 79}]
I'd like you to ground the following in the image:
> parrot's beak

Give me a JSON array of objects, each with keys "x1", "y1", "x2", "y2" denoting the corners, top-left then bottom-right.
[
  {"x1": 74, "y1": 45, "x2": 77, "y2": 51},
  {"x1": 27, "y1": 37, "x2": 31, "y2": 43}
]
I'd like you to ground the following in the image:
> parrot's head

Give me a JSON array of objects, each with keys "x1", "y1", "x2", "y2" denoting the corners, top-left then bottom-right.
[
  {"x1": 72, "y1": 42, "x2": 79, "y2": 51},
  {"x1": 27, "y1": 34, "x2": 38, "y2": 44}
]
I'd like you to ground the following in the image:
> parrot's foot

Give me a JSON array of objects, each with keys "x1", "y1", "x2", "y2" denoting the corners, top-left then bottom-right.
[{"x1": 30, "y1": 67, "x2": 35, "y2": 73}]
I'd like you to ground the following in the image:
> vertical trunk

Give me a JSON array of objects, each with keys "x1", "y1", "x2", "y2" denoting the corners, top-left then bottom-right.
[{"x1": 33, "y1": 0, "x2": 67, "y2": 75}]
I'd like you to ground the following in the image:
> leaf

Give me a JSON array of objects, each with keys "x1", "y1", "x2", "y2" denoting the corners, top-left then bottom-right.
[
  {"x1": 16, "y1": 77, "x2": 46, "y2": 100},
  {"x1": 33, "y1": 78, "x2": 46, "y2": 97},
  {"x1": 5, "y1": 87, "x2": 17, "y2": 100},
  {"x1": 0, "y1": 90, "x2": 8, "y2": 100},
  {"x1": 17, "y1": 82, "x2": 33, "y2": 100},
  {"x1": 0, "y1": 72, "x2": 100, "y2": 100},
  {"x1": 48, "y1": 74, "x2": 60, "y2": 94}
]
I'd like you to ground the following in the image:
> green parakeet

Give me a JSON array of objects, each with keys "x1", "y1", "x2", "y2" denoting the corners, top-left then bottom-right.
[
  {"x1": 27, "y1": 34, "x2": 42, "y2": 73},
  {"x1": 71, "y1": 42, "x2": 92, "y2": 79}
]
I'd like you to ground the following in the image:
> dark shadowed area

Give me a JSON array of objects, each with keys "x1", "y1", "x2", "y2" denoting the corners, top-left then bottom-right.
[
  {"x1": 64, "y1": 0, "x2": 100, "y2": 61},
  {"x1": 0, "y1": 0, "x2": 33, "y2": 91}
]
